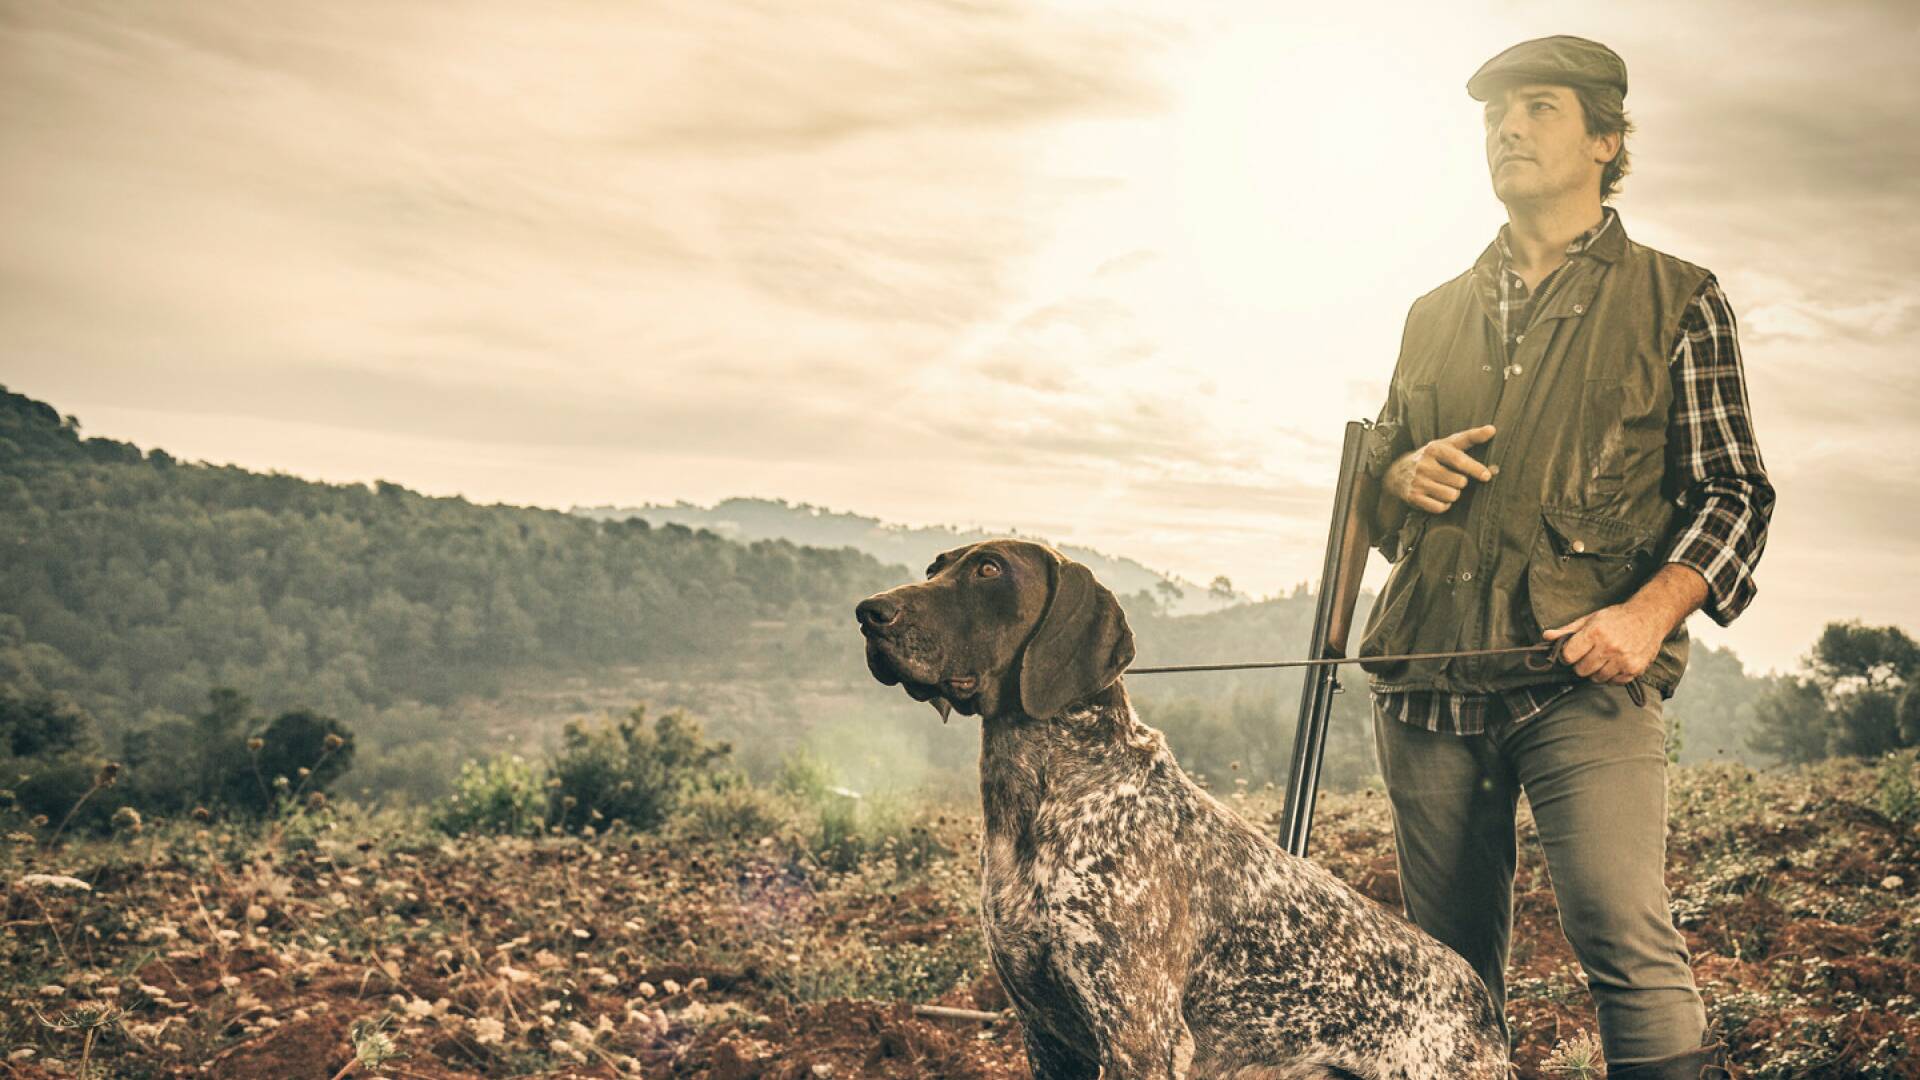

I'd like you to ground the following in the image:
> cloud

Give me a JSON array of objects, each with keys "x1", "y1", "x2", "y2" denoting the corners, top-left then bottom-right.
[{"x1": 3, "y1": 0, "x2": 1917, "y2": 674}]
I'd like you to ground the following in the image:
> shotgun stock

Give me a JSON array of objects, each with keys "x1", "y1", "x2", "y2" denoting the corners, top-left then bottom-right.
[{"x1": 1278, "y1": 420, "x2": 1376, "y2": 858}]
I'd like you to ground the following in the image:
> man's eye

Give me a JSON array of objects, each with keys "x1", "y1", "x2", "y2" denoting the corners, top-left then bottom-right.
[
  {"x1": 976, "y1": 560, "x2": 1002, "y2": 578},
  {"x1": 1531, "y1": 101, "x2": 1554, "y2": 111}
]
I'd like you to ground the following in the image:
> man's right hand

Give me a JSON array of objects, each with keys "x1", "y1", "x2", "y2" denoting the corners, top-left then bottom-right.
[{"x1": 1384, "y1": 424, "x2": 1497, "y2": 514}]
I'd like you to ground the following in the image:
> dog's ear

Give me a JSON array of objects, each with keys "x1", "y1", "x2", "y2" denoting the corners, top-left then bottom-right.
[{"x1": 1018, "y1": 555, "x2": 1135, "y2": 720}]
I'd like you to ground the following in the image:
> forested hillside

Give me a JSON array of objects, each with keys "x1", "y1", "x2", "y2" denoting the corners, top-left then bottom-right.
[
  {"x1": 0, "y1": 385, "x2": 1777, "y2": 815},
  {"x1": 573, "y1": 497, "x2": 1246, "y2": 616},
  {"x1": 0, "y1": 387, "x2": 908, "y2": 796}
]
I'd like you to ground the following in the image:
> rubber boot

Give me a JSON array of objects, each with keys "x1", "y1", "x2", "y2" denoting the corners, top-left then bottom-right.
[{"x1": 1605, "y1": 1037, "x2": 1731, "y2": 1079}]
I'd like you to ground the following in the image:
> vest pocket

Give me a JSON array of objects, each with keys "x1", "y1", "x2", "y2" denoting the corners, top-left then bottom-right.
[
  {"x1": 1357, "y1": 564, "x2": 1422, "y2": 671},
  {"x1": 1526, "y1": 507, "x2": 1655, "y2": 635},
  {"x1": 1384, "y1": 511, "x2": 1429, "y2": 565}
]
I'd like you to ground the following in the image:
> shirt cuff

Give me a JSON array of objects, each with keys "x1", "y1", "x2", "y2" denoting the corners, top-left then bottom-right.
[{"x1": 1664, "y1": 521, "x2": 1757, "y2": 627}]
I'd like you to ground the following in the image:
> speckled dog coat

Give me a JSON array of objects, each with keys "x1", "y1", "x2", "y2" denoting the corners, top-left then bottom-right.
[
  {"x1": 857, "y1": 540, "x2": 1508, "y2": 1080},
  {"x1": 977, "y1": 681, "x2": 1509, "y2": 1079}
]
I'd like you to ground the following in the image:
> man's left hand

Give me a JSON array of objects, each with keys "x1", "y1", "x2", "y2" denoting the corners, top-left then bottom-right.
[
  {"x1": 1543, "y1": 563, "x2": 1710, "y2": 685},
  {"x1": 1542, "y1": 604, "x2": 1668, "y2": 684}
]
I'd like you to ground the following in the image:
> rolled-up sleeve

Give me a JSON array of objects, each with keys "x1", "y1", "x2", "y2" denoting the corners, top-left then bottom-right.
[{"x1": 1662, "y1": 276, "x2": 1776, "y2": 626}]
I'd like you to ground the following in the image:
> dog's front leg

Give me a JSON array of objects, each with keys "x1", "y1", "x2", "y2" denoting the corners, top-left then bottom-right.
[
  {"x1": 1020, "y1": 1021, "x2": 1101, "y2": 1080},
  {"x1": 1092, "y1": 998, "x2": 1196, "y2": 1080},
  {"x1": 1053, "y1": 946, "x2": 1196, "y2": 1080}
]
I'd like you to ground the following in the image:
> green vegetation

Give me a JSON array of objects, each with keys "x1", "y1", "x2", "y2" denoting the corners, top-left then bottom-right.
[
  {"x1": 0, "y1": 385, "x2": 898, "y2": 805},
  {"x1": 1749, "y1": 621, "x2": 1920, "y2": 764},
  {"x1": 0, "y1": 382, "x2": 1896, "y2": 822}
]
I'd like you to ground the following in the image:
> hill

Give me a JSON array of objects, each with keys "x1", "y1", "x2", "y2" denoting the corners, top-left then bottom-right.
[
  {"x1": 572, "y1": 497, "x2": 1247, "y2": 616},
  {"x1": 0, "y1": 385, "x2": 1776, "y2": 812}
]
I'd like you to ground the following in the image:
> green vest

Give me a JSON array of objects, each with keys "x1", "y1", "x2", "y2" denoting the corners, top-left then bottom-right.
[{"x1": 1358, "y1": 215, "x2": 1710, "y2": 696}]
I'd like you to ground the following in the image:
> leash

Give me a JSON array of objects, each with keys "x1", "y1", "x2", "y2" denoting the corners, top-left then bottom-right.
[{"x1": 1127, "y1": 640, "x2": 1645, "y2": 705}]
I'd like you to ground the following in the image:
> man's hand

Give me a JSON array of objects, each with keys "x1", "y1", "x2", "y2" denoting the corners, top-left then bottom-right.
[
  {"x1": 1384, "y1": 425, "x2": 1497, "y2": 514},
  {"x1": 1543, "y1": 564, "x2": 1710, "y2": 685}
]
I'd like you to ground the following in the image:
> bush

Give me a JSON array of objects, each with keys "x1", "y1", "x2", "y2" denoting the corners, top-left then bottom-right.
[
  {"x1": 809, "y1": 789, "x2": 948, "y2": 875},
  {"x1": 1876, "y1": 749, "x2": 1920, "y2": 826},
  {"x1": 5, "y1": 755, "x2": 126, "y2": 836},
  {"x1": 671, "y1": 775, "x2": 796, "y2": 842},
  {"x1": 235, "y1": 709, "x2": 354, "y2": 815},
  {"x1": 545, "y1": 704, "x2": 733, "y2": 834},
  {"x1": 430, "y1": 754, "x2": 546, "y2": 837},
  {"x1": 761, "y1": 748, "x2": 953, "y2": 874},
  {"x1": 118, "y1": 689, "x2": 356, "y2": 819}
]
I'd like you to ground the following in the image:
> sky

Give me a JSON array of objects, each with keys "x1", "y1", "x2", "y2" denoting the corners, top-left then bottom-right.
[{"x1": 2, "y1": 0, "x2": 1916, "y2": 675}]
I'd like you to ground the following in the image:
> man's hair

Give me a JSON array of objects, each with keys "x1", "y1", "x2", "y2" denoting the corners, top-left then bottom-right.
[{"x1": 1571, "y1": 84, "x2": 1634, "y2": 202}]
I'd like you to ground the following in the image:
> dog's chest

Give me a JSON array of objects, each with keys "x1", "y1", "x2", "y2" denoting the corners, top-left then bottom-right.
[{"x1": 979, "y1": 832, "x2": 1094, "y2": 1044}]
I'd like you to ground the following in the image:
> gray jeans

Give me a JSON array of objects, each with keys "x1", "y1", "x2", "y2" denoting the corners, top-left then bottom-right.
[{"x1": 1370, "y1": 681, "x2": 1707, "y2": 1067}]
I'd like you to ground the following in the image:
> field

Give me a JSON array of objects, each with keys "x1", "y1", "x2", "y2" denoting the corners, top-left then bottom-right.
[{"x1": 4, "y1": 757, "x2": 1917, "y2": 1079}]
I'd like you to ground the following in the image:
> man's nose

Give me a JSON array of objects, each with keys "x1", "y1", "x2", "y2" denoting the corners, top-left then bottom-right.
[
  {"x1": 1495, "y1": 107, "x2": 1528, "y2": 142},
  {"x1": 856, "y1": 594, "x2": 901, "y2": 629}
]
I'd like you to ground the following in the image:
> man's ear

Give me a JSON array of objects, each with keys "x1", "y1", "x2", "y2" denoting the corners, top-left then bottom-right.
[
  {"x1": 1594, "y1": 130, "x2": 1622, "y2": 166},
  {"x1": 1018, "y1": 555, "x2": 1135, "y2": 720}
]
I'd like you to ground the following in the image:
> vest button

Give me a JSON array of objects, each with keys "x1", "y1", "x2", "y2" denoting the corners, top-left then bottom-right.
[
  {"x1": 1573, "y1": 303, "x2": 1586, "y2": 315},
  {"x1": 1460, "y1": 570, "x2": 1473, "y2": 582},
  {"x1": 1572, "y1": 540, "x2": 1586, "y2": 554},
  {"x1": 1515, "y1": 334, "x2": 1525, "y2": 344}
]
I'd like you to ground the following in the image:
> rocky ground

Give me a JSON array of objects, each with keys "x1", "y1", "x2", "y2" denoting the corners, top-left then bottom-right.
[{"x1": 3, "y1": 757, "x2": 1917, "y2": 1078}]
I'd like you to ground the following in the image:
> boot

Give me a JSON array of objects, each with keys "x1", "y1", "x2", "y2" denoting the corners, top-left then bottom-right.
[{"x1": 1605, "y1": 1036, "x2": 1731, "y2": 1079}]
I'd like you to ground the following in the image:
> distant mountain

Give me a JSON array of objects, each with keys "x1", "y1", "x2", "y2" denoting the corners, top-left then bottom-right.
[{"x1": 572, "y1": 497, "x2": 1248, "y2": 616}]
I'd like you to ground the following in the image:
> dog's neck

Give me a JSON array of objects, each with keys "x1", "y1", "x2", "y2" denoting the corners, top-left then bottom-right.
[{"x1": 977, "y1": 679, "x2": 1157, "y2": 843}]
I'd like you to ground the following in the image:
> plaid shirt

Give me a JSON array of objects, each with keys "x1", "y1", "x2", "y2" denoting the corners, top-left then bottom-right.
[{"x1": 1376, "y1": 207, "x2": 1775, "y2": 734}]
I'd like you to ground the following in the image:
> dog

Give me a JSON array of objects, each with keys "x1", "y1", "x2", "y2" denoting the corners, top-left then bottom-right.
[{"x1": 857, "y1": 539, "x2": 1508, "y2": 1079}]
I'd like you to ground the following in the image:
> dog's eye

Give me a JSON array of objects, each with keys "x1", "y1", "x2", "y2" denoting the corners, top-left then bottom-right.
[{"x1": 976, "y1": 560, "x2": 1002, "y2": 578}]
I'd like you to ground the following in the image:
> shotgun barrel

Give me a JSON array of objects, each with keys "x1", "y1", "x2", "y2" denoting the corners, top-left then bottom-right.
[{"x1": 1278, "y1": 420, "x2": 1375, "y2": 858}]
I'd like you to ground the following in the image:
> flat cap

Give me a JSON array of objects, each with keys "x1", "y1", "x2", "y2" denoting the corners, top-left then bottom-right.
[{"x1": 1467, "y1": 35, "x2": 1627, "y2": 101}]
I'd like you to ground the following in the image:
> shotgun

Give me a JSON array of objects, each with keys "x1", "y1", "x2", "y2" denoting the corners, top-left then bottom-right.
[{"x1": 1277, "y1": 419, "x2": 1376, "y2": 858}]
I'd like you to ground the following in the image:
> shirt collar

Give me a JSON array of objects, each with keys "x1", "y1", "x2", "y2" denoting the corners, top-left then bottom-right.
[
  {"x1": 1473, "y1": 205, "x2": 1627, "y2": 288},
  {"x1": 1494, "y1": 205, "x2": 1619, "y2": 268}
]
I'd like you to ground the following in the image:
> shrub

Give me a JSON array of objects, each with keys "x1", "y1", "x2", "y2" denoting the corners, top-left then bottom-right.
[
  {"x1": 774, "y1": 746, "x2": 836, "y2": 801},
  {"x1": 671, "y1": 775, "x2": 795, "y2": 842},
  {"x1": 431, "y1": 754, "x2": 546, "y2": 837},
  {"x1": 7, "y1": 755, "x2": 126, "y2": 837},
  {"x1": 806, "y1": 788, "x2": 948, "y2": 875},
  {"x1": 1876, "y1": 749, "x2": 1920, "y2": 825},
  {"x1": 234, "y1": 709, "x2": 354, "y2": 815},
  {"x1": 545, "y1": 704, "x2": 733, "y2": 833},
  {"x1": 118, "y1": 689, "x2": 356, "y2": 818}
]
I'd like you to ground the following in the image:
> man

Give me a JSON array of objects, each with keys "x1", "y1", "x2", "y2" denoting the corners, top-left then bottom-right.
[{"x1": 1355, "y1": 36, "x2": 1773, "y2": 1080}]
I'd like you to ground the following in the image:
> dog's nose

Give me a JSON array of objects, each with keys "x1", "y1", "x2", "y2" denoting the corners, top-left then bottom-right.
[{"x1": 856, "y1": 595, "x2": 900, "y2": 629}]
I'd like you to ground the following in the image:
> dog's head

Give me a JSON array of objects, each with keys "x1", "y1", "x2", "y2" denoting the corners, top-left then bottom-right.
[{"x1": 855, "y1": 539, "x2": 1134, "y2": 721}]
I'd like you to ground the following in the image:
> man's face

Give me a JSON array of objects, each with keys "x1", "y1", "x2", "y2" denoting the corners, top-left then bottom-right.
[{"x1": 1482, "y1": 83, "x2": 1617, "y2": 206}]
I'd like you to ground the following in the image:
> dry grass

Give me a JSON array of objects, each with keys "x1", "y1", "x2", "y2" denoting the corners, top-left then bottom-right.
[{"x1": 3, "y1": 758, "x2": 1917, "y2": 1078}]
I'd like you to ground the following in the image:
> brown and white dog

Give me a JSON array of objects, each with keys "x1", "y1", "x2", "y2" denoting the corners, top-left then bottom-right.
[{"x1": 857, "y1": 539, "x2": 1507, "y2": 1080}]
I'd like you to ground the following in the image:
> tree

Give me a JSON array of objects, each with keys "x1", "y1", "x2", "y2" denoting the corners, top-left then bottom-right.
[
  {"x1": 1809, "y1": 621, "x2": 1918, "y2": 695},
  {"x1": 1748, "y1": 621, "x2": 1920, "y2": 764},
  {"x1": 1154, "y1": 580, "x2": 1185, "y2": 612},
  {"x1": 1813, "y1": 622, "x2": 1918, "y2": 759},
  {"x1": 233, "y1": 709, "x2": 354, "y2": 814},
  {"x1": 1747, "y1": 676, "x2": 1829, "y2": 765},
  {"x1": 0, "y1": 685, "x2": 93, "y2": 758},
  {"x1": 1209, "y1": 576, "x2": 1236, "y2": 603}
]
